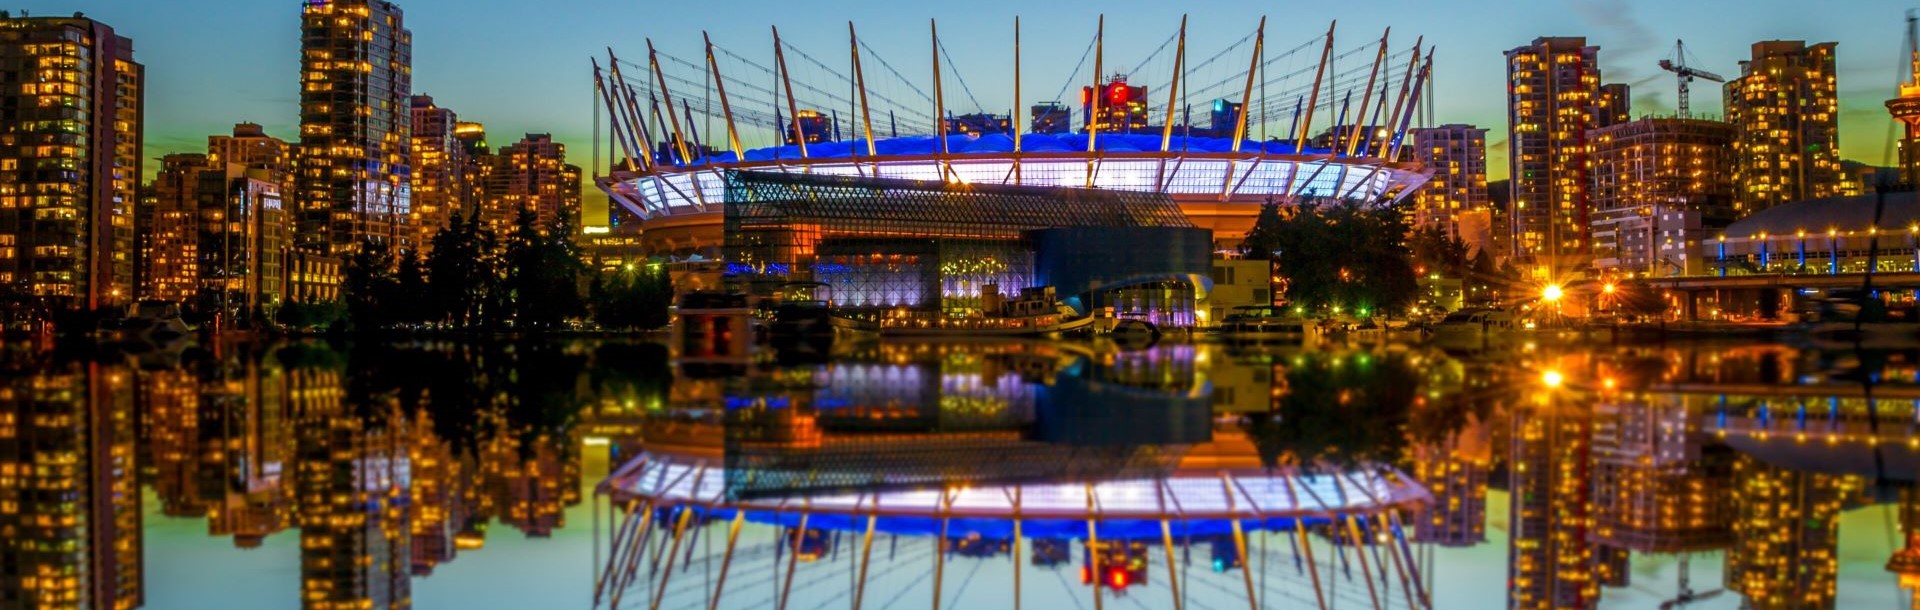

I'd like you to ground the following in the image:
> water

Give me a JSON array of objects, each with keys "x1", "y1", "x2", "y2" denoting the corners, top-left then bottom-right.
[{"x1": 4, "y1": 336, "x2": 1916, "y2": 609}]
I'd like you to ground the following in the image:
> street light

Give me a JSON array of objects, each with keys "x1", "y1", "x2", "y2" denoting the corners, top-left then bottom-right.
[
  {"x1": 1541, "y1": 370, "x2": 1564, "y2": 388},
  {"x1": 1542, "y1": 284, "x2": 1564, "y2": 302}
]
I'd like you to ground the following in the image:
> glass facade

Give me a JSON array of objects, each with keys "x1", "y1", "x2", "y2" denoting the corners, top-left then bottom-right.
[
  {"x1": 297, "y1": 0, "x2": 413, "y2": 255},
  {"x1": 0, "y1": 16, "x2": 142, "y2": 309},
  {"x1": 723, "y1": 170, "x2": 1199, "y2": 316}
]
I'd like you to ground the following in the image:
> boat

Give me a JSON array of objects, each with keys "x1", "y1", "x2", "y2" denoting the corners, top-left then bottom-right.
[
  {"x1": 1215, "y1": 306, "x2": 1318, "y2": 342},
  {"x1": 766, "y1": 282, "x2": 835, "y2": 345},
  {"x1": 1108, "y1": 317, "x2": 1160, "y2": 349},
  {"x1": 1431, "y1": 308, "x2": 1516, "y2": 344},
  {"x1": 117, "y1": 299, "x2": 193, "y2": 345}
]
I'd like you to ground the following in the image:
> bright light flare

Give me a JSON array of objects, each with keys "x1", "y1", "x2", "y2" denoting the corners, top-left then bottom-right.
[
  {"x1": 1542, "y1": 284, "x2": 1564, "y2": 302},
  {"x1": 1542, "y1": 370, "x2": 1564, "y2": 388}
]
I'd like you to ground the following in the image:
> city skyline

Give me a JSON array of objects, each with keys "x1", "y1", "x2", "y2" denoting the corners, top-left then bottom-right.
[{"x1": 22, "y1": 0, "x2": 1920, "y2": 226}]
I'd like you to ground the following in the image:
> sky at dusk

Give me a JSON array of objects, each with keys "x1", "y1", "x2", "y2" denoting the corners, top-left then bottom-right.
[{"x1": 36, "y1": 0, "x2": 1920, "y2": 224}]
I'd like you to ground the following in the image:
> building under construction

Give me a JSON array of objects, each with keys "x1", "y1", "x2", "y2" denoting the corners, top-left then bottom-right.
[{"x1": 1588, "y1": 117, "x2": 1737, "y2": 275}]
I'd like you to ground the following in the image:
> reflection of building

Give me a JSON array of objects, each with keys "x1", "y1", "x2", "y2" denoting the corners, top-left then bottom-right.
[
  {"x1": 1725, "y1": 41, "x2": 1842, "y2": 215},
  {"x1": 0, "y1": 360, "x2": 143, "y2": 609},
  {"x1": 1504, "y1": 37, "x2": 1600, "y2": 271},
  {"x1": 1888, "y1": 487, "x2": 1920, "y2": 607},
  {"x1": 294, "y1": 368, "x2": 413, "y2": 610},
  {"x1": 1411, "y1": 414, "x2": 1490, "y2": 547},
  {"x1": 1409, "y1": 124, "x2": 1491, "y2": 248},
  {"x1": 1591, "y1": 398, "x2": 1732, "y2": 553},
  {"x1": 1508, "y1": 403, "x2": 1598, "y2": 610},
  {"x1": 296, "y1": 0, "x2": 413, "y2": 256},
  {"x1": 0, "y1": 14, "x2": 142, "y2": 309},
  {"x1": 1723, "y1": 453, "x2": 1852, "y2": 610},
  {"x1": 1588, "y1": 118, "x2": 1736, "y2": 275}
]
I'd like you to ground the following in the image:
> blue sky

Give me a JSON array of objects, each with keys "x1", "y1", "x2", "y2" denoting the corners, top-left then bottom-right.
[{"x1": 39, "y1": 0, "x2": 1920, "y2": 223}]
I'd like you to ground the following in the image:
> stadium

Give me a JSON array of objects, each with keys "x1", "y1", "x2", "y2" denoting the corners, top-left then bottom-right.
[{"x1": 592, "y1": 18, "x2": 1437, "y2": 260}]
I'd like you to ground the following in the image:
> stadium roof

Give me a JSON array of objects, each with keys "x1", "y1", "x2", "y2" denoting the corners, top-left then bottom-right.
[
  {"x1": 723, "y1": 169, "x2": 1196, "y2": 239},
  {"x1": 1723, "y1": 191, "x2": 1920, "y2": 237},
  {"x1": 669, "y1": 133, "x2": 1333, "y2": 166}
]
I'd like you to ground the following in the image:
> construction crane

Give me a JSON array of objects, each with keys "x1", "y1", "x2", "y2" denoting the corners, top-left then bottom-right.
[{"x1": 1658, "y1": 39, "x2": 1725, "y2": 118}]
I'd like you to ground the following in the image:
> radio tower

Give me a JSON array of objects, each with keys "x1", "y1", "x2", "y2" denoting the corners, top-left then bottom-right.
[{"x1": 1886, "y1": 10, "x2": 1920, "y2": 185}]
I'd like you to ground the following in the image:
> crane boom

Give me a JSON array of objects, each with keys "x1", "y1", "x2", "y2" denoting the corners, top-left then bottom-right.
[{"x1": 1658, "y1": 39, "x2": 1724, "y2": 118}]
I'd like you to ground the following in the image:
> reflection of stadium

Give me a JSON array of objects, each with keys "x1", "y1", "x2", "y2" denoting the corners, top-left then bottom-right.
[
  {"x1": 593, "y1": 20, "x2": 1435, "y2": 259},
  {"x1": 595, "y1": 341, "x2": 1433, "y2": 609}
]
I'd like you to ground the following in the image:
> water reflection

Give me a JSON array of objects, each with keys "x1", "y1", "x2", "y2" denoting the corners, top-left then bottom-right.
[{"x1": 5, "y1": 339, "x2": 1920, "y2": 608}]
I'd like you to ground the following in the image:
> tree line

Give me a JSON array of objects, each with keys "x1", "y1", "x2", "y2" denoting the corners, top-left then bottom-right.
[{"x1": 293, "y1": 209, "x2": 673, "y2": 333}]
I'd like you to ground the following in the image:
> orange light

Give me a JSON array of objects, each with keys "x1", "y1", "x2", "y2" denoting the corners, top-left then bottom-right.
[
  {"x1": 1080, "y1": 566, "x2": 1092, "y2": 584},
  {"x1": 1109, "y1": 568, "x2": 1130, "y2": 588}
]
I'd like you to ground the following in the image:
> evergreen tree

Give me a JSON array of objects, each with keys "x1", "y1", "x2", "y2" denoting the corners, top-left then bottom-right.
[{"x1": 345, "y1": 240, "x2": 397, "y2": 331}]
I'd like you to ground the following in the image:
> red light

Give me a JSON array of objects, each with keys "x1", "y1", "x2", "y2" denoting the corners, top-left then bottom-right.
[
  {"x1": 1108, "y1": 568, "x2": 1130, "y2": 589},
  {"x1": 1081, "y1": 88, "x2": 1091, "y2": 105},
  {"x1": 1109, "y1": 85, "x2": 1128, "y2": 106},
  {"x1": 1079, "y1": 566, "x2": 1092, "y2": 584}
]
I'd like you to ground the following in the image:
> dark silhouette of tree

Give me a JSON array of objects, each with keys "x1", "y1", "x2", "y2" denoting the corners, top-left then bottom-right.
[
  {"x1": 344, "y1": 240, "x2": 397, "y2": 331},
  {"x1": 503, "y1": 209, "x2": 585, "y2": 331},
  {"x1": 590, "y1": 263, "x2": 674, "y2": 330},
  {"x1": 395, "y1": 248, "x2": 428, "y2": 327},
  {"x1": 1242, "y1": 350, "x2": 1417, "y2": 469},
  {"x1": 1247, "y1": 196, "x2": 1417, "y2": 316}
]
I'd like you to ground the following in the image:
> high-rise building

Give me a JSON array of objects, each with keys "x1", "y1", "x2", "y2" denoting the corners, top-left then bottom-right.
[
  {"x1": 0, "y1": 14, "x2": 143, "y2": 309},
  {"x1": 480, "y1": 134, "x2": 582, "y2": 238},
  {"x1": 410, "y1": 95, "x2": 474, "y2": 254},
  {"x1": 195, "y1": 168, "x2": 288, "y2": 314},
  {"x1": 297, "y1": 0, "x2": 413, "y2": 256},
  {"x1": 1588, "y1": 118, "x2": 1737, "y2": 275},
  {"x1": 1081, "y1": 75, "x2": 1150, "y2": 133},
  {"x1": 210, "y1": 122, "x2": 293, "y2": 174},
  {"x1": 1723, "y1": 453, "x2": 1853, "y2": 610},
  {"x1": 148, "y1": 155, "x2": 209, "y2": 303},
  {"x1": 1724, "y1": 41, "x2": 1841, "y2": 215},
  {"x1": 1030, "y1": 103, "x2": 1071, "y2": 135},
  {"x1": 1889, "y1": 42, "x2": 1920, "y2": 186},
  {"x1": 1409, "y1": 124, "x2": 1491, "y2": 247},
  {"x1": 1505, "y1": 37, "x2": 1601, "y2": 275},
  {"x1": 143, "y1": 140, "x2": 291, "y2": 315},
  {"x1": 784, "y1": 110, "x2": 833, "y2": 145},
  {"x1": 1597, "y1": 83, "x2": 1632, "y2": 128}
]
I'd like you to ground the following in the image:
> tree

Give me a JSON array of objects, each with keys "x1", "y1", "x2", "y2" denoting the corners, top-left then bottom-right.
[
  {"x1": 345, "y1": 240, "x2": 397, "y2": 331},
  {"x1": 592, "y1": 262, "x2": 675, "y2": 330},
  {"x1": 1247, "y1": 196, "x2": 1418, "y2": 316},
  {"x1": 394, "y1": 248, "x2": 428, "y2": 327},
  {"x1": 502, "y1": 209, "x2": 585, "y2": 331}
]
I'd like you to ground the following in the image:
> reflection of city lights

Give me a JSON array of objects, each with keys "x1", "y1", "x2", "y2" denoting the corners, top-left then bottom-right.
[{"x1": 1541, "y1": 370, "x2": 1563, "y2": 388}]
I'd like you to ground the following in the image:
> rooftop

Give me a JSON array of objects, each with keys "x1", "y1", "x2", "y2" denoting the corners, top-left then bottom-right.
[{"x1": 1722, "y1": 191, "x2": 1920, "y2": 238}]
